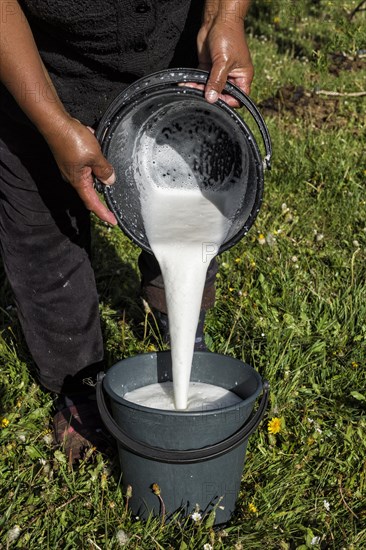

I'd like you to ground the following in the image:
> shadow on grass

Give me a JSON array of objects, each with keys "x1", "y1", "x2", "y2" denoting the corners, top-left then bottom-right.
[{"x1": 91, "y1": 222, "x2": 149, "y2": 352}]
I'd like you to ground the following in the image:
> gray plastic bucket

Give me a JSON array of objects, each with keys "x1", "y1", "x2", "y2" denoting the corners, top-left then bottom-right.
[{"x1": 97, "y1": 351, "x2": 269, "y2": 524}]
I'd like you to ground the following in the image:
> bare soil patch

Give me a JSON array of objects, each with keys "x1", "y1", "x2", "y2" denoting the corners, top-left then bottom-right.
[
  {"x1": 258, "y1": 52, "x2": 365, "y2": 130},
  {"x1": 328, "y1": 51, "x2": 365, "y2": 76},
  {"x1": 258, "y1": 85, "x2": 352, "y2": 130}
]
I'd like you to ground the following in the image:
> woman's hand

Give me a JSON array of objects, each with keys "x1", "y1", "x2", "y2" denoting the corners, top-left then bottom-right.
[
  {"x1": 192, "y1": 0, "x2": 254, "y2": 107},
  {"x1": 198, "y1": 19, "x2": 254, "y2": 106},
  {"x1": 45, "y1": 117, "x2": 117, "y2": 226}
]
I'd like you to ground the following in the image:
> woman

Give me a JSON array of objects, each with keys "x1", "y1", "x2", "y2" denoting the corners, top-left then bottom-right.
[{"x1": 0, "y1": 0, "x2": 254, "y2": 461}]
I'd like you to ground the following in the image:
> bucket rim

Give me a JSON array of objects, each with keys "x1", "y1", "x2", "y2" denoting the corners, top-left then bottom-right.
[{"x1": 103, "y1": 351, "x2": 263, "y2": 417}]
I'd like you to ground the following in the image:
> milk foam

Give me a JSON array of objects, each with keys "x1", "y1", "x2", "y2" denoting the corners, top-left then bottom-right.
[
  {"x1": 124, "y1": 381, "x2": 242, "y2": 411},
  {"x1": 141, "y1": 184, "x2": 230, "y2": 409}
]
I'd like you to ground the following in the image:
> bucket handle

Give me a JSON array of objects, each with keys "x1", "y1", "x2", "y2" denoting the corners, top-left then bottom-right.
[{"x1": 96, "y1": 373, "x2": 269, "y2": 464}]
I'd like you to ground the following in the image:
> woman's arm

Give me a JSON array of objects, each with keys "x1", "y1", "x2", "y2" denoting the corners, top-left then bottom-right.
[
  {"x1": 0, "y1": 0, "x2": 116, "y2": 225},
  {"x1": 199, "y1": 0, "x2": 254, "y2": 105}
]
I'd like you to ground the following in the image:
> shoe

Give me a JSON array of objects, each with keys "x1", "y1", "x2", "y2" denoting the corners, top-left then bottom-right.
[
  {"x1": 53, "y1": 393, "x2": 115, "y2": 464},
  {"x1": 154, "y1": 310, "x2": 208, "y2": 352}
]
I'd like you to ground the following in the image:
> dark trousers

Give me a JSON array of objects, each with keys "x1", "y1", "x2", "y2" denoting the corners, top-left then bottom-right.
[{"x1": 0, "y1": 116, "x2": 216, "y2": 394}]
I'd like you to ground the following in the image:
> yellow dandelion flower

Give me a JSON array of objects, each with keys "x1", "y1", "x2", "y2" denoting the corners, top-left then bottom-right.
[
  {"x1": 258, "y1": 234, "x2": 266, "y2": 245},
  {"x1": 250, "y1": 259, "x2": 256, "y2": 267},
  {"x1": 229, "y1": 287, "x2": 234, "y2": 292},
  {"x1": 235, "y1": 257, "x2": 241, "y2": 263},
  {"x1": 273, "y1": 16, "x2": 280, "y2": 24},
  {"x1": 268, "y1": 417, "x2": 282, "y2": 434},
  {"x1": 351, "y1": 361, "x2": 359, "y2": 368},
  {"x1": 248, "y1": 502, "x2": 258, "y2": 514},
  {"x1": 1, "y1": 418, "x2": 10, "y2": 428}
]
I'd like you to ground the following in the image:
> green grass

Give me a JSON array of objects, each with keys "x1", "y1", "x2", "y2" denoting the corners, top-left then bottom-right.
[{"x1": 1, "y1": 1, "x2": 366, "y2": 548}]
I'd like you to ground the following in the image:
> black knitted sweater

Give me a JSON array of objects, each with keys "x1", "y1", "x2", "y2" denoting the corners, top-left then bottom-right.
[{"x1": 2, "y1": 0, "x2": 203, "y2": 127}]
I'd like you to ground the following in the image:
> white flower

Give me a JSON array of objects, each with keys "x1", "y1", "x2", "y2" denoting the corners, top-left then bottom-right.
[
  {"x1": 323, "y1": 499, "x2": 330, "y2": 511},
  {"x1": 311, "y1": 536, "x2": 321, "y2": 545},
  {"x1": 203, "y1": 544, "x2": 213, "y2": 550},
  {"x1": 115, "y1": 529, "x2": 130, "y2": 545},
  {"x1": 191, "y1": 511, "x2": 202, "y2": 522},
  {"x1": 43, "y1": 433, "x2": 54, "y2": 445},
  {"x1": 7, "y1": 525, "x2": 21, "y2": 543}
]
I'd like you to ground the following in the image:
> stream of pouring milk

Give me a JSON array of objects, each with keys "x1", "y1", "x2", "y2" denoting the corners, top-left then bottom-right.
[{"x1": 141, "y1": 186, "x2": 232, "y2": 410}]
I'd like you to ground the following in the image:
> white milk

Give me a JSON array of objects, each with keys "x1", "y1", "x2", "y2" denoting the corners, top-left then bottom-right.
[
  {"x1": 124, "y1": 381, "x2": 242, "y2": 411},
  {"x1": 141, "y1": 186, "x2": 230, "y2": 409}
]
